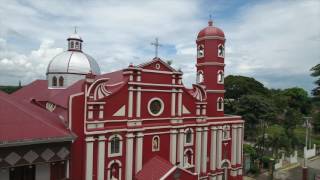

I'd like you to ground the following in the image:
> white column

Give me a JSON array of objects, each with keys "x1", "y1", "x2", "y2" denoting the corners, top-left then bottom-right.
[
  {"x1": 170, "y1": 129, "x2": 178, "y2": 164},
  {"x1": 66, "y1": 160, "x2": 69, "y2": 179},
  {"x1": 85, "y1": 136, "x2": 95, "y2": 180},
  {"x1": 135, "y1": 132, "x2": 144, "y2": 173},
  {"x1": 125, "y1": 133, "x2": 135, "y2": 180},
  {"x1": 210, "y1": 127, "x2": 218, "y2": 171},
  {"x1": 171, "y1": 89, "x2": 176, "y2": 116},
  {"x1": 195, "y1": 127, "x2": 203, "y2": 173},
  {"x1": 217, "y1": 126, "x2": 222, "y2": 169},
  {"x1": 136, "y1": 87, "x2": 141, "y2": 118},
  {"x1": 237, "y1": 125, "x2": 243, "y2": 164},
  {"x1": 177, "y1": 90, "x2": 182, "y2": 116},
  {"x1": 231, "y1": 125, "x2": 237, "y2": 166},
  {"x1": 97, "y1": 135, "x2": 106, "y2": 180},
  {"x1": 128, "y1": 87, "x2": 133, "y2": 118},
  {"x1": 177, "y1": 129, "x2": 185, "y2": 167},
  {"x1": 201, "y1": 127, "x2": 208, "y2": 173}
]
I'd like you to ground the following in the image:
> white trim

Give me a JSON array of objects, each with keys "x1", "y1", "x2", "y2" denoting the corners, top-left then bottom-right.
[
  {"x1": 184, "y1": 148, "x2": 194, "y2": 168},
  {"x1": 97, "y1": 135, "x2": 106, "y2": 180},
  {"x1": 113, "y1": 105, "x2": 126, "y2": 116},
  {"x1": 170, "y1": 129, "x2": 178, "y2": 164},
  {"x1": 108, "y1": 134, "x2": 123, "y2": 157},
  {"x1": 159, "y1": 166, "x2": 177, "y2": 180},
  {"x1": 171, "y1": 90, "x2": 176, "y2": 116},
  {"x1": 141, "y1": 69, "x2": 182, "y2": 75},
  {"x1": 144, "y1": 131, "x2": 170, "y2": 136},
  {"x1": 132, "y1": 88, "x2": 174, "y2": 93},
  {"x1": 152, "y1": 135, "x2": 160, "y2": 151},
  {"x1": 177, "y1": 129, "x2": 184, "y2": 167},
  {"x1": 184, "y1": 128, "x2": 194, "y2": 146},
  {"x1": 177, "y1": 91, "x2": 182, "y2": 116},
  {"x1": 217, "y1": 127, "x2": 223, "y2": 168},
  {"x1": 201, "y1": 127, "x2": 208, "y2": 173},
  {"x1": 135, "y1": 132, "x2": 143, "y2": 173},
  {"x1": 85, "y1": 137, "x2": 94, "y2": 180},
  {"x1": 206, "y1": 89, "x2": 226, "y2": 93},
  {"x1": 196, "y1": 62, "x2": 225, "y2": 67},
  {"x1": 155, "y1": 63, "x2": 161, "y2": 69},
  {"x1": 220, "y1": 159, "x2": 231, "y2": 168},
  {"x1": 136, "y1": 87, "x2": 141, "y2": 117},
  {"x1": 197, "y1": 70, "x2": 204, "y2": 84},
  {"x1": 147, "y1": 97, "x2": 165, "y2": 116},
  {"x1": 217, "y1": 70, "x2": 224, "y2": 84},
  {"x1": 217, "y1": 97, "x2": 224, "y2": 111},
  {"x1": 182, "y1": 105, "x2": 191, "y2": 114},
  {"x1": 195, "y1": 127, "x2": 202, "y2": 173},
  {"x1": 128, "y1": 81, "x2": 184, "y2": 87},
  {"x1": 210, "y1": 127, "x2": 218, "y2": 171},
  {"x1": 197, "y1": 44, "x2": 205, "y2": 58},
  {"x1": 107, "y1": 160, "x2": 122, "y2": 180},
  {"x1": 128, "y1": 87, "x2": 133, "y2": 118},
  {"x1": 196, "y1": 36, "x2": 225, "y2": 41},
  {"x1": 125, "y1": 133, "x2": 134, "y2": 180},
  {"x1": 218, "y1": 44, "x2": 225, "y2": 58},
  {"x1": 231, "y1": 125, "x2": 237, "y2": 165}
]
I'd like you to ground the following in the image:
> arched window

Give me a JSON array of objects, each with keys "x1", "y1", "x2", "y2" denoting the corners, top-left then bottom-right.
[
  {"x1": 184, "y1": 128, "x2": 194, "y2": 146},
  {"x1": 217, "y1": 97, "x2": 224, "y2": 111},
  {"x1": 52, "y1": 76, "x2": 57, "y2": 86},
  {"x1": 108, "y1": 135, "x2": 122, "y2": 157},
  {"x1": 221, "y1": 161, "x2": 229, "y2": 180},
  {"x1": 217, "y1": 70, "x2": 224, "y2": 84},
  {"x1": 183, "y1": 149, "x2": 194, "y2": 168},
  {"x1": 222, "y1": 125, "x2": 230, "y2": 140},
  {"x1": 58, "y1": 76, "x2": 64, "y2": 87},
  {"x1": 197, "y1": 44, "x2": 204, "y2": 58},
  {"x1": 152, "y1": 136, "x2": 160, "y2": 152},
  {"x1": 107, "y1": 160, "x2": 122, "y2": 180},
  {"x1": 75, "y1": 41, "x2": 80, "y2": 49},
  {"x1": 197, "y1": 71, "x2": 204, "y2": 84},
  {"x1": 218, "y1": 44, "x2": 225, "y2": 58},
  {"x1": 70, "y1": 41, "x2": 74, "y2": 49}
]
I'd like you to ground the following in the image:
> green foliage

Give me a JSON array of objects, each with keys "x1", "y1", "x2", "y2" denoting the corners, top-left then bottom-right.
[
  {"x1": 310, "y1": 64, "x2": 320, "y2": 96},
  {"x1": 282, "y1": 87, "x2": 311, "y2": 115},
  {"x1": 265, "y1": 125, "x2": 292, "y2": 155},
  {"x1": 244, "y1": 144, "x2": 257, "y2": 159},
  {"x1": 313, "y1": 112, "x2": 320, "y2": 133},
  {"x1": 225, "y1": 75, "x2": 269, "y2": 100},
  {"x1": 0, "y1": 86, "x2": 21, "y2": 94}
]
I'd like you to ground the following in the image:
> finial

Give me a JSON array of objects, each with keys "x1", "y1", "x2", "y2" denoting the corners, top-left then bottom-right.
[
  {"x1": 74, "y1": 26, "x2": 77, "y2": 34},
  {"x1": 208, "y1": 14, "x2": 213, "y2": 26}
]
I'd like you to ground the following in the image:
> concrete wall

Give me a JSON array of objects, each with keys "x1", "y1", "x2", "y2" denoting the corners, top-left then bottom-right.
[
  {"x1": 36, "y1": 163, "x2": 50, "y2": 180},
  {"x1": 0, "y1": 168, "x2": 9, "y2": 180},
  {"x1": 304, "y1": 144, "x2": 316, "y2": 159}
]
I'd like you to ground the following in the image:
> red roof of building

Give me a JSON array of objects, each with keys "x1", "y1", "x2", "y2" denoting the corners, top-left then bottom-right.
[
  {"x1": 0, "y1": 91, "x2": 74, "y2": 147},
  {"x1": 197, "y1": 20, "x2": 225, "y2": 39},
  {"x1": 135, "y1": 156, "x2": 174, "y2": 180}
]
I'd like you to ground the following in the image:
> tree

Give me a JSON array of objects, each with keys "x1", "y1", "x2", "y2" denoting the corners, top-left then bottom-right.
[
  {"x1": 311, "y1": 64, "x2": 320, "y2": 97},
  {"x1": 225, "y1": 75, "x2": 269, "y2": 100},
  {"x1": 282, "y1": 87, "x2": 311, "y2": 115}
]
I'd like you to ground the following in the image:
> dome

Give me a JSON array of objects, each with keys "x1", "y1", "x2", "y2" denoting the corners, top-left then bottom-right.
[
  {"x1": 197, "y1": 20, "x2": 225, "y2": 39},
  {"x1": 46, "y1": 51, "x2": 101, "y2": 75},
  {"x1": 67, "y1": 33, "x2": 83, "y2": 41}
]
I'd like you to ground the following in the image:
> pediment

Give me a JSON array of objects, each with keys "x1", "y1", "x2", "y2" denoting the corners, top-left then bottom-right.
[{"x1": 138, "y1": 57, "x2": 178, "y2": 72}]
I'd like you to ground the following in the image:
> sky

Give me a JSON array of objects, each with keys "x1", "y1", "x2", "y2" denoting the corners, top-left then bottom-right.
[{"x1": 0, "y1": 0, "x2": 319, "y2": 93}]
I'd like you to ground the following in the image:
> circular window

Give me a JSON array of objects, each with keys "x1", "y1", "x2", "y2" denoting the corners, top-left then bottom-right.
[
  {"x1": 155, "y1": 63, "x2": 161, "y2": 70},
  {"x1": 148, "y1": 98, "x2": 164, "y2": 116}
]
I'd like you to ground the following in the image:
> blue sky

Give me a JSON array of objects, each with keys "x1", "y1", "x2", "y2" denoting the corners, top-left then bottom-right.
[{"x1": 0, "y1": 0, "x2": 319, "y2": 94}]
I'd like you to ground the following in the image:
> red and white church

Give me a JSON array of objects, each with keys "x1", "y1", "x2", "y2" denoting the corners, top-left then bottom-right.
[{"x1": 0, "y1": 19, "x2": 244, "y2": 180}]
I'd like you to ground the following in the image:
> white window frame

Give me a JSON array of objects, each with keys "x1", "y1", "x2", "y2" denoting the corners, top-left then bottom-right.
[
  {"x1": 184, "y1": 128, "x2": 194, "y2": 146},
  {"x1": 152, "y1": 135, "x2": 160, "y2": 152},
  {"x1": 218, "y1": 44, "x2": 225, "y2": 58},
  {"x1": 217, "y1": 70, "x2": 224, "y2": 84},
  {"x1": 107, "y1": 160, "x2": 122, "y2": 180},
  {"x1": 183, "y1": 148, "x2": 194, "y2": 168},
  {"x1": 197, "y1": 70, "x2": 204, "y2": 84},
  {"x1": 217, "y1": 97, "x2": 224, "y2": 111},
  {"x1": 147, "y1": 97, "x2": 164, "y2": 116},
  {"x1": 197, "y1": 44, "x2": 205, "y2": 58},
  {"x1": 108, "y1": 134, "x2": 123, "y2": 157},
  {"x1": 222, "y1": 125, "x2": 231, "y2": 140}
]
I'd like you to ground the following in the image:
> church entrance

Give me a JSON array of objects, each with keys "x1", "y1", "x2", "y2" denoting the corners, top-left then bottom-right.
[{"x1": 9, "y1": 165, "x2": 35, "y2": 180}]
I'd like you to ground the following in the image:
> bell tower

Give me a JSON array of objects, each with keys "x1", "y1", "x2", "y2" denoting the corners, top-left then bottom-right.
[{"x1": 196, "y1": 19, "x2": 225, "y2": 117}]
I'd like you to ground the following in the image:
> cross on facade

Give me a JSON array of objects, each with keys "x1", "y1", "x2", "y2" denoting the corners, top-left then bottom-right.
[{"x1": 151, "y1": 38, "x2": 162, "y2": 58}]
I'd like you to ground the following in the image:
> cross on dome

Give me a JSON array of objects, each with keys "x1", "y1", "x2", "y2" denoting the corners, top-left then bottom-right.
[
  {"x1": 67, "y1": 27, "x2": 83, "y2": 51},
  {"x1": 151, "y1": 38, "x2": 162, "y2": 58}
]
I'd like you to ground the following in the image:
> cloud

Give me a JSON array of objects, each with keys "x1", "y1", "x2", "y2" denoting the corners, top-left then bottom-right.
[
  {"x1": 0, "y1": 38, "x2": 63, "y2": 85},
  {"x1": 0, "y1": 0, "x2": 319, "y2": 93}
]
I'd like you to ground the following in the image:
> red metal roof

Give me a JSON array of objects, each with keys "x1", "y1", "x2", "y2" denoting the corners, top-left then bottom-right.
[
  {"x1": 0, "y1": 91, "x2": 74, "y2": 147},
  {"x1": 135, "y1": 156, "x2": 174, "y2": 180}
]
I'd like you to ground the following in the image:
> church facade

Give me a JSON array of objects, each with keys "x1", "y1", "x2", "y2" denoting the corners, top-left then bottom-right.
[{"x1": 1, "y1": 19, "x2": 244, "y2": 180}]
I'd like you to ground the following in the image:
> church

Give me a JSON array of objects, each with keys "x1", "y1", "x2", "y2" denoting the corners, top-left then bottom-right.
[{"x1": 0, "y1": 19, "x2": 244, "y2": 180}]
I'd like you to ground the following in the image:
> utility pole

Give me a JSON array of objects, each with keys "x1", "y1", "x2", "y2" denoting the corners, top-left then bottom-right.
[{"x1": 303, "y1": 117, "x2": 312, "y2": 180}]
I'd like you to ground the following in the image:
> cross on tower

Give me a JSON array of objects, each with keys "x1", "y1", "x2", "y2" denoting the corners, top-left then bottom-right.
[
  {"x1": 74, "y1": 26, "x2": 77, "y2": 34},
  {"x1": 151, "y1": 38, "x2": 162, "y2": 58}
]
